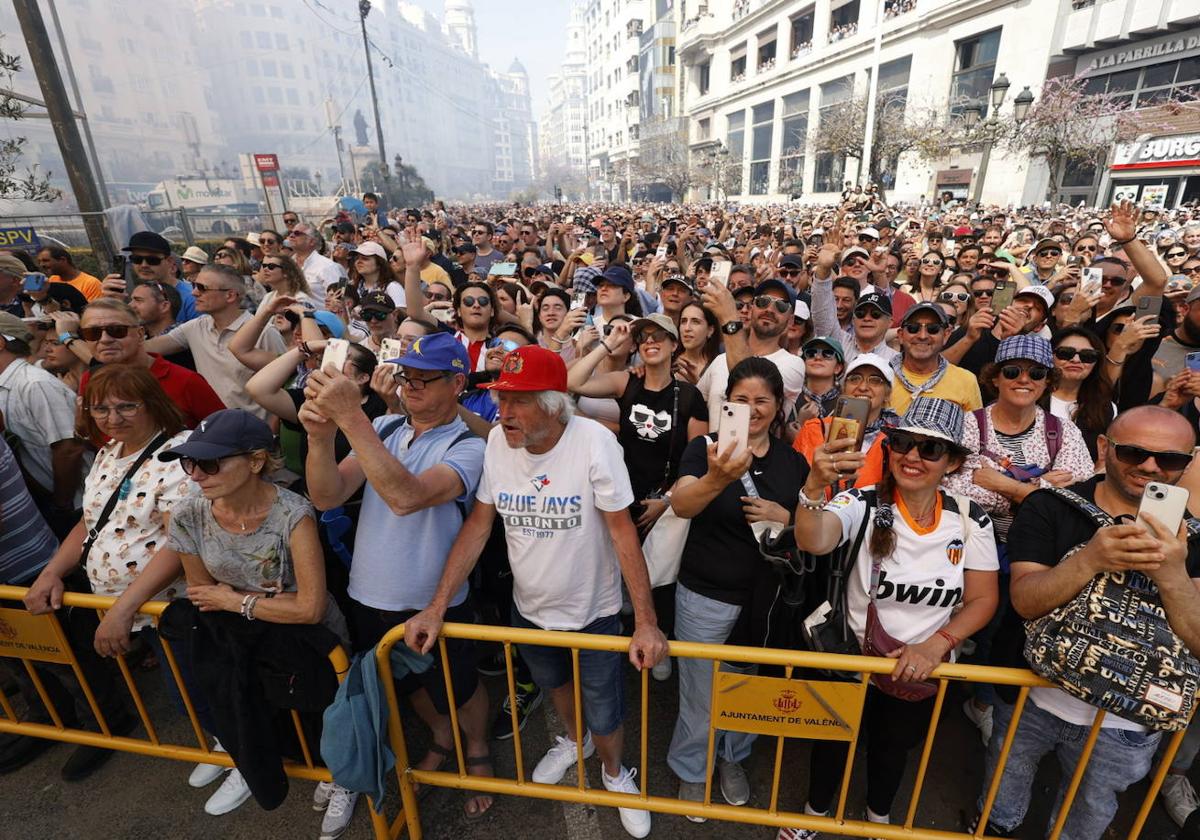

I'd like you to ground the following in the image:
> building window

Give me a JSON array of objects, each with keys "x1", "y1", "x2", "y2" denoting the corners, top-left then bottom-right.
[
  {"x1": 698, "y1": 117, "x2": 711, "y2": 140},
  {"x1": 814, "y1": 152, "x2": 844, "y2": 193},
  {"x1": 1083, "y1": 58, "x2": 1200, "y2": 109},
  {"x1": 829, "y1": 0, "x2": 860, "y2": 41},
  {"x1": 790, "y1": 9, "x2": 814, "y2": 58},
  {"x1": 780, "y1": 90, "x2": 809, "y2": 195},
  {"x1": 698, "y1": 61, "x2": 710, "y2": 95},
  {"x1": 727, "y1": 111, "x2": 746, "y2": 194},
  {"x1": 950, "y1": 28, "x2": 1001, "y2": 116},
  {"x1": 757, "y1": 32, "x2": 776, "y2": 73},
  {"x1": 749, "y1": 101, "x2": 774, "y2": 194},
  {"x1": 730, "y1": 53, "x2": 747, "y2": 83}
]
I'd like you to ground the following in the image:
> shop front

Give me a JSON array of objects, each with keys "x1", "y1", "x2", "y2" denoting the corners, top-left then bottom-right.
[
  {"x1": 935, "y1": 168, "x2": 973, "y2": 202},
  {"x1": 1102, "y1": 132, "x2": 1200, "y2": 208}
]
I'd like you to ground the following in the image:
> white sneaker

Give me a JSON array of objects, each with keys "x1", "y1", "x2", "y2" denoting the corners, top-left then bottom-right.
[
  {"x1": 319, "y1": 785, "x2": 359, "y2": 839},
  {"x1": 866, "y1": 807, "x2": 889, "y2": 840},
  {"x1": 962, "y1": 699, "x2": 994, "y2": 746},
  {"x1": 188, "y1": 740, "x2": 227, "y2": 788},
  {"x1": 313, "y1": 780, "x2": 335, "y2": 811},
  {"x1": 651, "y1": 656, "x2": 672, "y2": 682},
  {"x1": 1161, "y1": 772, "x2": 1200, "y2": 827},
  {"x1": 602, "y1": 765, "x2": 651, "y2": 839},
  {"x1": 204, "y1": 768, "x2": 252, "y2": 815},
  {"x1": 532, "y1": 732, "x2": 595, "y2": 785}
]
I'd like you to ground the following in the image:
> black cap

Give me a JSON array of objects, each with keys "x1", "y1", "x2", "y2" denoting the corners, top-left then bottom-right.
[
  {"x1": 754, "y1": 278, "x2": 796, "y2": 303},
  {"x1": 123, "y1": 231, "x2": 172, "y2": 255},
  {"x1": 855, "y1": 292, "x2": 893, "y2": 316},
  {"x1": 455, "y1": 243, "x2": 477, "y2": 254},
  {"x1": 361, "y1": 291, "x2": 395, "y2": 312},
  {"x1": 661, "y1": 273, "x2": 694, "y2": 292},
  {"x1": 779, "y1": 254, "x2": 804, "y2": 269},
  {"x1": 901, "y1": 301, "x2": 949, "y2": 326},
  {"x1": 334, "y1": 221, "x2": 355, "y2": 234},
  {"x1": 158, "y1": 409, "x2": 274, "y2": 462}
]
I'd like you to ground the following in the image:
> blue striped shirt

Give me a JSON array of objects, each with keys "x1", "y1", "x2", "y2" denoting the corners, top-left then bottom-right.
[{"x1": 0, "y1": 435, "x2": 57, "y2": 584}]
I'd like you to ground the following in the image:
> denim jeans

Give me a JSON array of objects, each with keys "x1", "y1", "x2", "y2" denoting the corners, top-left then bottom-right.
[
  {"x1": 979, "y1": 697, "x2": 1160, "y2": 840},
  {"x1": 666, "y1": 583, "x2": 757, "y2": 783},
  {"x1": 1171, "y1": 719, "x2": 1200, "y2": 772}
]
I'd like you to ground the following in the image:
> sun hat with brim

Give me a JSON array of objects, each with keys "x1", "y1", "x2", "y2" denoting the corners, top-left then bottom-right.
[
  {"x1": 995, "y1": 335, "x2": 1053, "y2": 368},
  {"x1": 159, "y1": 409, "x2": 274, "y2": 463},
  {"x1": 0, "y1": 254, "x2": 27, "y2": 278},
  {"x1": 630, "y1": 313, "x2": 679, "y2": 342},
  {"x1": 480, "y1": 345, "x2": 567, "y2": 392},
  {"x1": 845, "y1": 353, "x2": 894, "y2": 386},
  {"x1": 0, "y1": 312, "x2": 34, "y2": 344},
  {"x1": 389, "y1": 331, "x2": 469, "y2": 370},
  {"x1": 1032, "y1": 238, "x2": 1062, "y2": 255},
  {"x1": 887, "y1": 397, "x2": 967, "y2": 450}
]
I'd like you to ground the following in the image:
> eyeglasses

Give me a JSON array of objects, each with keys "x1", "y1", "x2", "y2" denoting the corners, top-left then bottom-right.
[
  {"x1": 286, "y1": 230, "x2": 307, "y2": 238},
  {"x1": 887, "y1": 430, "x2": 952, "y2": 461},
  {"x1": 845, "y1": 372, "x2": 888, "y2": 387},
  {"x1": 1000, "y1": 364, "x2": 1050, "y2": 381},
  {"x1": 802, "y1": 346, "x2": 838, "y2": 360},
  {"x1": 939, "y1": 291, "x2": 970, "y2": 303},
  {"x1": 129, "y1": 255, "x2": 164, "y2": 266},
  {"x1": 361, "y1": 310, "x2": 391, "y2": 321},
  {"x1": 636, "y1": 329, "x2": 671, "y2": 344},
  {"x1": 395, "y1": 371, "x2": 451, "y2": 389},
  {"x1": 179, "y1": 453, "x2": 246, "y2": 476},
  {"x1": 1037, "y1": 249, "x2": 1063, "y2": 258},
  {"x1": 460, "y1": 295, "x2": 491, "y2": 308},
  {"x1": 192, "y1": 282, "x2": 232, "y2": 294},
  {"x1": 971, "y1": 288, "x2": 995, "y2": 298},
  {"x1": 472, "y1": 229, "x2": 489, "y2": 236},
  {"x1": 1054, "y1": 346, "x2": 1099, "y2": 364},
  {"x1": 753, "y1": 295, "x2": 791, "y2": 314},
  {"x1": 80, "y1": 324, "x2": 137, "y2": 341},
  {"x1": 1110, "y1": 442, "x2": 1194, "y2": 472},
  {"x1": 260, "y1": 237, "x2": 279, "y2": 246},
  {"x1": 853, "y1": 305, "x2": 885, "y2": 319},
  {"x1": 901, "y1": 322, "x2": 944, "y2": 335},
  {"x1": 85, "y1": 401, "x2": 142, "y2": 419}
]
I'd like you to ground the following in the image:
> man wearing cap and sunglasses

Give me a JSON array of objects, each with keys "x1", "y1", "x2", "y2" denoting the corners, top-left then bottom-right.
[
  {"x1": 890, "y1": 302, "x2": 982, "y2": 415},
  {"x1": 105, "y1": 231, "x2": 199, "y2": 324}
]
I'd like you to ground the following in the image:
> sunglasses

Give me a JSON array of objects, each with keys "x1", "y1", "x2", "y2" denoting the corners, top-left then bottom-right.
[
  {"x1": 129, "y1": 255, "x2": 164, "y2": 266},
  {"x1": 461, "y1": 295, "x2": 492, "y2": 308},
  {"x1": 735, "y1": 299, "x2": 752, "y2": 310},
  {"x1": 939, "y1": 291, "x2": 970, "y2": 303},
  {"x1": 901, "y1": 322, "x2": 944, "y2": 335},
  {"x1": 888, "y1": 430, "x2": 953, "y2": 461},
  {"x1": 971, "y1": 288, "x2": 995, "y2": 298},
  {"x1": 803, "y1": 346, "x2": 838, "y2": 360},
  {"x1": 920, "y1": 258, "x2": 944, "y2": 266},
  {"x1": 215, "y1": 251, "x2": 234, "y2": 259},
  {"x1": 1168, "y1": 251, "x2": 1188, "y2": 259},
  {"x1": 636, "y1": 329, "x2": 671, "y2": 344},
  {"x1": 1186, "y1": 265, "x2": 1200, "y2": 274},
  {"x1": 1110, "y1": 442, "x2": 1194, "y2": 473},
  {"x1": 85, "y1": 401, "x2": 142, "y2": 419},
  {"x1": 192, "y1": 282, "x2": 232, "y2": 294},
  {"x1": 360, "y1": 309, "x2": 391, "y2": 321},
  {"x1": 779, "y1": 268, "x2": 802, "y2": 277},
  {"x1": 852, "y1": 305, "x2": 885, "y2": 319},
  {"x1": 1000, "y1": 364, "x2": 1049, "y2": 381},
  {"x1": 1075, "y1": 245, "x2": 1097, "y2": 252},
  {"x1": 283, "y1": 217, "x2": 299, "y2": 224},
  {"x1": 753, "y1": 295, "x2": 791, "y2": 314},
  {"x1": 261, "y1": 262, "x2": 283, "y2": 270},
  {"x1": 472, "y1": 229, "x2": 489, "y2": 236},
  {"x1": 1054, "y1": 346, "x2": 1099, "y2": 364},
  {"x1": 427, "y1": 291, "x2": 450, "y2": 302},
  {"x1": 260, "y1": 237, "x2": 279, "y2": 245},
  {"x1": 1037, "y1": 249, "x2": 1063, "y2": 258},
  {"x1": 80, "y1": 324, "x2": 137, "y2": 341},
  {"x1": 180, "y1": 453, "x2": 246, "y2": 476},
  {"x1": 1101, "y1": 274, "x2": 1127, "y2": 287}
]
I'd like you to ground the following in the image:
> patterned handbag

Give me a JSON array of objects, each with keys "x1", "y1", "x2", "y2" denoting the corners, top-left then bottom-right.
[{"x1": 1022, "y1": 487, "x2": 1200, "y2": 731}]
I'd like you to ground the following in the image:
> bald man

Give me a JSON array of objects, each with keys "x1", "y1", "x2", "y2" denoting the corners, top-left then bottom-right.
[{"x1": 974, "y1": 405, "x2": 1200, "y2": 838}]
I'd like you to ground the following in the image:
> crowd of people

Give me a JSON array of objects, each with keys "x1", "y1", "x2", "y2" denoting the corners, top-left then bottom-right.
[{"x1": 2, "y1": 191, "x2": 1200, "y2": 840}]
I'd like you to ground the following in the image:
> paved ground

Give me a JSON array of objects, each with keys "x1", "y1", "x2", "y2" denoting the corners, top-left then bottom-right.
[{"x1": 0, "y1": 654, "x2": 1188, "y2": 840}]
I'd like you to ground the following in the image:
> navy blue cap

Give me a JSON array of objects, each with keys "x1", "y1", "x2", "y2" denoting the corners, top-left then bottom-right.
[
  {"x1": 754, "y1": 278, "x2": 796, "y2": 304},
  {"x1": 598, "y1": 264, "x2": 635, "y2": 293},
  {"x1": 158, "y1": 409, "x2": 274, "y2": 462},
  {"x1": 389, "y1": 331, "x2": 469, "y2": 371}
]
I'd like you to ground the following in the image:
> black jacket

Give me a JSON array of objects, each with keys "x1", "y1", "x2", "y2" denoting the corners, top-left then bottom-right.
[{"x1": 159, "y1": 600, "x2": 341, "y2": 810}]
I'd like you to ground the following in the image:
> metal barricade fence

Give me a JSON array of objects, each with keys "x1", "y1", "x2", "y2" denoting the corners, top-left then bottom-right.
[{"x1": 374, "y1": 622, "x2": 1192, "y2": 840}]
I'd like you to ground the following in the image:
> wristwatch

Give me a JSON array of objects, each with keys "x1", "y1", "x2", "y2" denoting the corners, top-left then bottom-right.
[
  {"x1": 721, "y1": 320, "x2": 744, "y2": 336},
  {"x1": 58, "y1": 331, "x2": 77, "y2": 346}
]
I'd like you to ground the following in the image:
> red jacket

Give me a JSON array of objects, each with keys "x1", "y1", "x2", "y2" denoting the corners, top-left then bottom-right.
[{"x1": 79, "y1": 353, "x2": 226, "y2": 430}]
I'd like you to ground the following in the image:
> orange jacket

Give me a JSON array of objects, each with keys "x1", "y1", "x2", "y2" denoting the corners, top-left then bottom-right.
[{"x1": 792, "y1": 416, "x2": 886, "y2": 499}]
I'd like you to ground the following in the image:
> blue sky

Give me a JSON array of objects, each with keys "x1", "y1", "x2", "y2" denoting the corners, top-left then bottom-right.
[{"x1": 406, "y1": 0, "x2": 570, "y2": 111}]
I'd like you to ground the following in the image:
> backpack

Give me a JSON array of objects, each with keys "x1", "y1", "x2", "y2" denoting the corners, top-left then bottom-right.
[
  {"x1": 972, "y1": 408, "x2": 1061, "y2": 483},
  {"x1": 1022, "y1": 487, "x2": 1200, "y2": 731}
]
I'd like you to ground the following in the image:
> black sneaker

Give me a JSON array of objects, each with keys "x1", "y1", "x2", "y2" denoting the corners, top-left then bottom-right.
[
  {"x1": 492, "y1": 682, "x2": 544, "y2": 741},
  {"x1": 966, "y1": 812, "x2": 1013, "y2": 838}
]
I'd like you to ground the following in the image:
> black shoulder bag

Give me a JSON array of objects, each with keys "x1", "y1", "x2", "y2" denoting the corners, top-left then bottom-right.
[{"x1": 79, "y1": 431, "x2": 172, "y2": 569}]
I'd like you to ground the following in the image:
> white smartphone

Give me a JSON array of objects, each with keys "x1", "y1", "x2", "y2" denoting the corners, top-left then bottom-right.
[
  {"x1": 655, "y1": 244, "x2": 669, "y2": 260},
  {"x1": 709, "y1": 261, "x2": 732, "y2": 287},
  {"x1": 717, "y1": 401, "x2": 751, "y2": 460},
  {"x1": 1137, "y1": 482, "x2": 1190, "y2": 537},
  {"x1": 430, "y1": 308, "x2": 454, "y2": 324},
  {"x1": 1081, "y1": 267, "x2": 1103, "y2": 297},
  {"x1": 322, "y1": 338, "x2": 350, "y2": 374},
  {"x1": 379, "y1": 337, "x2": 405, "y2": 363}
]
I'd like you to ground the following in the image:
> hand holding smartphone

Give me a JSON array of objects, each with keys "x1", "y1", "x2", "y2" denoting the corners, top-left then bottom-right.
[
  {"x1": 990, "y1": 280, "x2": 1015, "y2": 313},
  {"x1": 322, "y1": 338, "x2": 350, "y2": 374},
  {"x1": 379, "y1": 337, "x2": 405, "y2": 363},
  {"x1": 1137, "y1": 482, "x2": 1189, "y2": 538},
  {"x1": 717, "y1": 401, "x2": 751, "y2": 461},
  {"x1": 709, "y1": 261, "x2": 732, "y2": 287},
  {"x1": 826, "y1": 396, "x2": 870, "y2": 450}
]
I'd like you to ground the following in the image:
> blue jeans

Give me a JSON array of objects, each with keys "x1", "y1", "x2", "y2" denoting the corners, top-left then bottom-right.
[
  {"x1": 666, "y1": 583, "x2": 757, "y2": 783},
  {"x1": 979, "y1": 697, "x2": 1160, "y2": 840}
]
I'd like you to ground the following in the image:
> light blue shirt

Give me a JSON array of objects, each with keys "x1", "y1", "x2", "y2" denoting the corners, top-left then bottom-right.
[{"x1": 347, "y1": 415, "x2": 485, "y2": 612}]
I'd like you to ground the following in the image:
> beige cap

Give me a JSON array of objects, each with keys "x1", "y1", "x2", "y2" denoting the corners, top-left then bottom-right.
[{"x1": 629, "y1": 312, "x2": 679, "y2": 342}]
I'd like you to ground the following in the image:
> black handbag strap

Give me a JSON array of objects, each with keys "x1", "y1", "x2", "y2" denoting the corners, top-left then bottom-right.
[
  {"x1": 79, "y1": 431, "x2": 172, "y2": 566},
  {"x1": 826, "y1": 493, "x2": 874, "y2": 640}
]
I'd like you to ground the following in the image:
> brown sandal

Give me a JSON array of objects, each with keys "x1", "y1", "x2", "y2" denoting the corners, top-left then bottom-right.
[{"x1": 463, "y1": 752, "x2": 495, "y2": 821}]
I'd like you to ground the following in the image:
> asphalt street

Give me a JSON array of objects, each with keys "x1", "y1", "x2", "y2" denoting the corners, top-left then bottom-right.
[{"x1": 0, "y1": 655, "x2": 1187, "y2": 840}]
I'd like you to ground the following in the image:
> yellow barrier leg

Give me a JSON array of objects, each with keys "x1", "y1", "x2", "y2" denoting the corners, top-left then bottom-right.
[
  {"x1": 702, "y1": 658, "x2": 719, "y2": 808},
  {"x1": 58, "y1": 611, "x2": 110, "y2": 737},
  {"x1": 976, "y1": 686, "x2": 1030, "y2": 836},
  {"x1": 156, "y1": 634, "x2": 210, "y2": 753},
  {"x1": 903, "y1": 678, "x2": 948, "y2": 830},
  {"x1": 21, "y1": 658, "x2": 64, "y2": 729},
  {"x1": 767, "y1": 665, "x2": 794, "y2": 815},
  {"x1": 1047, "y1": 711, "x2": 1106, "y2": 840},
  {"x1": 377, "y1": 641, "x2": 420, "y2": 840},
  {"x1": 0, "y1": 679, "x2": 18, "y2": 721},
  {"x1": 111, "y1": 648, "x2": 160, "y2": 746},
  {"x1": 571, "y1": 647, "x2": 585, "y2": 791},
  {"x1": 833, "y1": 673, "x2": 872, "y2": 824},
  {"x1": 502, "y1": 641, "x2": 526, "y2": 784},
  {"x1": 1126, "y1": 723, "x2": 1190, "y2": 839},
  {"x1": 639, "y1": 663, "x2": 649, "y2": 802}
]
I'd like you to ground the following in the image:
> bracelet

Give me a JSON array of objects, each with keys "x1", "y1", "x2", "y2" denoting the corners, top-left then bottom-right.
[
  {"x1": 298, "y1": 341, "x2": 313, "y2": 358},
  {"x1": 548, "y1": 335, "x2": 564, "y2": 347},
  {"x1": 1110, "y1": 236, "x2": 1135, "y2": 247},
  {"x1": 936, "y1": 629, "x2": 960, "y2": 650},
  {"x1": 245, "y1": 595, "x2": 261, "y2": 621},
  {"x1": 600, "y1": 341, "x2": 614, "y2": 355},
  {"x1": 797, "y1": 489, "x2": 825, "y2": 511},
  {"x1": 1104, "y1": 354, "x2": 1124, "y2": 365},
  {"x1": 240, "y1": 593, "x2": 254, "y2": 618}
]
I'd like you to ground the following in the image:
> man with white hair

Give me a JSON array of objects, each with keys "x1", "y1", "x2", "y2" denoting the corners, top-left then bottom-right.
[
  {"x1": 286, "y1": 223, "x2": 343, "y2": 297},
  {"x1": 405, "y1": 345, "x2": 667, "y2": 839}
]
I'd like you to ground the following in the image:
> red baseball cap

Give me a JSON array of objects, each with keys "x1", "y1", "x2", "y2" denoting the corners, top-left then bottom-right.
[{"x1": 481, "y1": 345, "x2": 568, "y2": 392}]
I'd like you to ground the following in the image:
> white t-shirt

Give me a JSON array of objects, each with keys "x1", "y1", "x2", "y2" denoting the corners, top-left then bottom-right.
[
  {"x1": 826, "y1": 488, "x2": 999, "y2": 650},
  {"x1": 476, "y1": 415, "x2": 635, "y2": 631},
  {"x1": 698, "y1": 348, "x2": 806, "y2": 432}
]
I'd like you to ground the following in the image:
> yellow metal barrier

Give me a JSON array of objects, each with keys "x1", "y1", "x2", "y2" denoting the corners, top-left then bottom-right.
[
  {"x1": 0, "y1": 585, "x2": 399, "y2": 840},
  {"x1": 374, "y1": 622, "x2": 1190, "y2": 840}
]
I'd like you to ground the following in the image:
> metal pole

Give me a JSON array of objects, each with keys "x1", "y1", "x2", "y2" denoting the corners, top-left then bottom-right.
[
  {"x1": 973, "y1": 133, "x2": 993, "y2": 203},
  {"x1": 12, "y1": 0, "x2": 112, "y2": 264},
  {"x1": 858, "y1": 0, "x2": 887, "y2": 188},
  {"x1": 45, "y1": 0, "x2": 109, "y2": 208},
  {"x1": 358, "y1": 1, "x2": 388, "y2": 179}
]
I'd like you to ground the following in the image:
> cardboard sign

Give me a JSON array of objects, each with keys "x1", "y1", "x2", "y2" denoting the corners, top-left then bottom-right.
[
  {"x1": 713, "y1": 673, "x2": 865, "y2": 741},
  {"x1": 0, "y1": 607, "x2": 73, "y2": 664},
  {"x1": 0, "y1": 226, "x2": 41, "y2": 251}
]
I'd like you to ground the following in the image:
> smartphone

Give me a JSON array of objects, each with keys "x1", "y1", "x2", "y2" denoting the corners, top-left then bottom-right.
[
  {"x1": 111, "y1": 254, "x2": 128, "y2": 279},
  {"x1": 1135, "y1": 295, "x2": 1163, "y2": 324},
  {"x1": 1137, "y1": 482, "x2": 1189, "y2": 537},
  {"x1": 570, "y1": 290, "x2": 587, "y2": 311},
  {"x1": 709, "y1": 261, "x2": 732, "y2": 287},
  {"x1": 22, "y1": 272, "x2": 48, "y2": 293},
  {"x1": 430, "y1": 308, "x2": 454, "y2": 325},
  {"x1": 990, "y1": 279, "x2": 1015, "y2": 312},
  {"x1": 488, "y1": 262, "x2": 517, "y2": 277},
  {"x1": 379, "y1": 337, "x2": 405, "y2": 362},
  {"x1": 1081, "y1": 267, "x2": 1103, "y2": 297},
  {"x1": 1186, "y1": 351, "x2": 1200, "y2": 373},
  {"x1": 1066, "y1": 255, "x2": 1082, "y2": 267},
  {"x1": 322, "y1": 338, "x2": 350, "y2": 374},
  {"x1": 826, "y1": 396, "x2": 870, "y2": 450},
  {"x1": 717, "y1": 401, "x2": 751, "y2": 460},
  {"x1": 655, "y1": 244, "x2": 669, "y2": 260},
  {"x1": 565, "y1": 215, "x2": 574, "y2": 224}
]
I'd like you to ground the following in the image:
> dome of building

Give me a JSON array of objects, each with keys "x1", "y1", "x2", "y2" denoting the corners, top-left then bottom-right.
[{"x1": 507, "y1": 57, "x2": 528, "y2": 76}]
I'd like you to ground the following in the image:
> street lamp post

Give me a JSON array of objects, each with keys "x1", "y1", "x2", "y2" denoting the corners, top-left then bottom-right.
[
  {"x1": 358, "y1": 0, "x2": 388, "y2": 184},
  {"x1": 968, "y1": 73, "x2": 1015, "y2": 203}
]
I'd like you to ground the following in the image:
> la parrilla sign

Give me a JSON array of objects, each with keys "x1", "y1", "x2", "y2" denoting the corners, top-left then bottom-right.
[{"x1": 1084, "y1": 34, "x2": 1200, "y2": 74}]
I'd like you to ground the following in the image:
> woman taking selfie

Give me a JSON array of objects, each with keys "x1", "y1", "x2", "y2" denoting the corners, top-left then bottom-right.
[{"x1": 780, "y1": 398, "x2": 998, "y2": 840}]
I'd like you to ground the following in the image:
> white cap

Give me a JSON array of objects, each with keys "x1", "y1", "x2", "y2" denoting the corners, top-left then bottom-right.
[
  {"x1": 794, "y1": 300, "x2": 811, "y2": 320},
  {"x1": 859, "y1": 227, "x2": 880, "y2": 240},
  {"x1": 352, "y1": 241, "x2": 388, "y2": 261},
  {"x1": 1015, "y1": 285, "x2": 1055, "y2": 311},
  {"x1": 845, "y1": 353, "x2": 894, "y2": 386}
]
